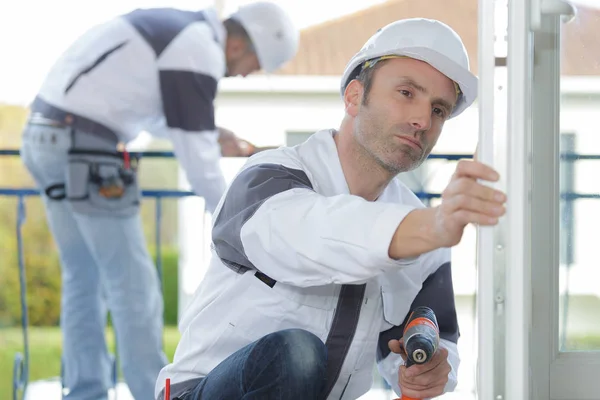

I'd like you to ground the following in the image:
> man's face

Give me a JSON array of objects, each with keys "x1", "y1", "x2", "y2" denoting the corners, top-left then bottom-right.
[
  {"x1": 225, "y1": 37, "x2": 261, "y2": 77},
  {"x1": 350, "y1": 57, "x2": 458, "y2": 174}
]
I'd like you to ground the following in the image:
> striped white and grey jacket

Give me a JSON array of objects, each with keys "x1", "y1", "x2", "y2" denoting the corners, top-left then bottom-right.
[
  {"x1": 31, "y1": 7, "x2": 227, "y2": 212},
  {"x1": 157, "y1": 129, "x2": 460, "y2": 399}
]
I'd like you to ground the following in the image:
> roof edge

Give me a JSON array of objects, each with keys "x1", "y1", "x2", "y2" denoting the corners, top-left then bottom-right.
[{"x1": 218, "y1": 75, "x2": 600, "y2": 95}]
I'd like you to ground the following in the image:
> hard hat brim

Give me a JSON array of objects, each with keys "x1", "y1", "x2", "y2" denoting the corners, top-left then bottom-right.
[{"x1": 400, "y1": 47, "x2": 478, "y2": 118}]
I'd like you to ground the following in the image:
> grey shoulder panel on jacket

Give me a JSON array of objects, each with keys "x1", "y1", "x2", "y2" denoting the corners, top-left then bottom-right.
[
  {"x1": 123, "y1": 8, "x2": 215, "y2": 56},
  {"x1": 212, "y1": 163, "x2": 314, "y2": 273}
]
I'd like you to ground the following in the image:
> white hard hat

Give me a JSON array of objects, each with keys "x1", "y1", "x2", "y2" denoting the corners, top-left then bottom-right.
[
  {"x1": 229, "y1": 2, "x2": 299, "y2": 73},
  {"x1": 340, "y1": 18, "x2": 478, "y2": 118}
]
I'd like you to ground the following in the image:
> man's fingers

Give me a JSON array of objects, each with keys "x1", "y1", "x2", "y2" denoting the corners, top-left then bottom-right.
[
  {"x1": 399, "y1": 353, "x2": 450, "y2": 399},
  {"x1": 403, "y1": 362, "x2": 451, "y2": 387},
  {"x1": 458, "y1": 210, "x2": 501, "y2": 226},
  {"x1": 440, "y1": 163, "x2": 507, "y2": 227},
  {"x1": 440, "y1": 175, "x2": 507, "y2": 226},
  {"x1": 388, "y1": 339, "x2": 403, "y2": 354},
  {"x1": 440, "y1": 177, "x2": 506, "y2": 224},
  {"x1": 453, "y1": 159, "x2": 499, "y2": 182},
  {"x1": 400, "y1": 383, "x2": 446, "y2": 399},
  {"x1": 401, "y1": 371, "x2": 449, "y2": 392},
  {"x1": 441, "y1": 193, "x2": 506, "y2": 221},
  {"x1": 443, "y1": 177, "x2": 506, "y2": 203},
  {"x1": 400, "y1": 364, "x2": 447, "y2": 398},
  {"x1": 388, "y1": 339, "x2": 407, "y2": 361}
]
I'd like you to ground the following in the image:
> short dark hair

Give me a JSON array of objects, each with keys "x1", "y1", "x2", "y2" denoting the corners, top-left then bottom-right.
[
  {"x1": 352, "y1": 57, "x2": 461, "y2": 112},
  {"x1": 354, "y1": 59, "x2": 390, "y2": 106},
  {"x1": 223, "y1": 18, "x2": 255, "y2": 52}
]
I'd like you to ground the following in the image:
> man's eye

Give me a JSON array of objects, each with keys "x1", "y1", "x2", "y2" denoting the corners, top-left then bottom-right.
[{"x1": 433, "y1": 107, "x2": 446, "y2": 118}]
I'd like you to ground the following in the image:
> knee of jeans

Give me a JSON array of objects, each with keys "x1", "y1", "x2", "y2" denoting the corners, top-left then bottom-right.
[{"x1": 267, "y1": 329, "x2": 327, "y2": 380}]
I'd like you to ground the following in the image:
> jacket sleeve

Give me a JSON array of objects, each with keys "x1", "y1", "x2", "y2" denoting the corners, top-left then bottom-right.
[
  {"x1": 169, "y1": 128, "x2": 226, "y2": 214},
  {"x1": 376, "y1": 261, "x2": 461, "y2": 396},
  {"x1": 211, "y1": 161, "x2": 420, "y2": 287},
  {"x1": 156, "y1": 25, "x2": 227, "y2": 213}
]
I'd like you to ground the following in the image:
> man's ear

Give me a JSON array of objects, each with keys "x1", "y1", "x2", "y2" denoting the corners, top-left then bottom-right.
[
  {"x1": 344, "y1": 79, "x2": 363, "y2": 117},
  {"x1": 225, "y1": 36, "x2": 246, "y2": 58}
]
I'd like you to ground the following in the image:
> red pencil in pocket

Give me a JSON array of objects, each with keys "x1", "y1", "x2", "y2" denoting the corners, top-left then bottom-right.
[{"x1": 164, "y1": 378, "x2": 170, "y2": 400}]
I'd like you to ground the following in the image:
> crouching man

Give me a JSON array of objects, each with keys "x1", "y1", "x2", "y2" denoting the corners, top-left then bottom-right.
[{"x1": 156, "y1": 18, "x2": 505, "y2": 400}]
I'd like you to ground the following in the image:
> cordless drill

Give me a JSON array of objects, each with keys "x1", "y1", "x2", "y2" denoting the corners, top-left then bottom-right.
[{"x1": 400, "y1": 306, "x2": 440, "y2": 400}]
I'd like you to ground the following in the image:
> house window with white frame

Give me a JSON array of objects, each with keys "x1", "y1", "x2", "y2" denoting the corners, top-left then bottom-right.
[{"x1": 285, "y1": 131, "x2": 314, "y2": 147}]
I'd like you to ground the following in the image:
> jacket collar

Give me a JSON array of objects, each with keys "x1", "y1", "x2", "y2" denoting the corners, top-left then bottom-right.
[
  {"x1": 202, "y1": 7, "x2": 227, "y2": 48},
  {"x1": 299, "y1": 129, "x2": 401, "y2": 202}
]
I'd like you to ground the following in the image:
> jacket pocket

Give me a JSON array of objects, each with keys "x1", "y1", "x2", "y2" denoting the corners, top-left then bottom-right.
[
  {"x1": 380, "y1": 270, "x2": 422, "y2": 327},
  {"x1": 381, "y1": 285, "x2": 410, "y2": 327},
  {"x1": 379, "y1": 258, "x2": 424, "y2": 326}
]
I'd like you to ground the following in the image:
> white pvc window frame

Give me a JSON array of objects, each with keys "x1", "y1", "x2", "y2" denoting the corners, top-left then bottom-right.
[
  {"x1": 477, "y1": 0, "x2": 531, "y2": 398},
  {"x1": 476, "y1": 0, "x2": 508, "y2": 398},
  {"x1": 529, "y1": 2, "x2": 600, "y2": 399},
  {"x1": 478, "y1": 1, "x2": 600, "y2": 398},
  {"x1": 505, "y1": 0, "x2": 531, "y2": 397}
]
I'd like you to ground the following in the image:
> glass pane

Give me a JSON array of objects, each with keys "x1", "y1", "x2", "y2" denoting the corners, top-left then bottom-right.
[
  {"x1": 558, "y1": 3, "x2": 600, "y2": 352},
  {"x1": 285, "y1": 131, "x2": 314, "y2": 146}
]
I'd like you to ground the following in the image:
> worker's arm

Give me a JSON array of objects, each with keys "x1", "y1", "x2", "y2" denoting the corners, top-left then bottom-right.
[
  {"x1": 376, "y1": 261, "x2": 460, "y2": 397},
  {"x1": 217, "y1": 126, "x2": 280, "y2": 157},
  {"x1": 169, "y1": 129, "x2": 226, "y2": 214},
  {"x1": 211, "y1": 161, "x2": 423, "y2": 286},
  {"x1": 217, "y1": 126, "x2": 255, "y2": 157},
  {"x1": 212, "y1": 155, "x2": 504, "y2": 286},
  {"x1": 156, "y1": 23, "x2": 227, "y2": 213}
]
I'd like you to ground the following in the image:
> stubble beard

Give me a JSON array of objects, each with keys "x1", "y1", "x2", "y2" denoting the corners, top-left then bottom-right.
[{"x1": 355, "y1": 126, "x2": 425, "y2": 176}]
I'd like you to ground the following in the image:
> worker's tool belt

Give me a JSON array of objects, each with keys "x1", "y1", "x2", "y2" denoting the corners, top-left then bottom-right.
[
  {"x1": 29, "y1": 97, "x2": 141, "y2": 218},
  {"x1": 61, "y1": 148, "x2": 141, "y2": 218}
]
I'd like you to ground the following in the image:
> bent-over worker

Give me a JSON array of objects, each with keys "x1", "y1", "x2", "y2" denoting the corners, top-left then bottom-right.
[{"x1": 19, "y1": 2, "x2": 299, "y2": 400}]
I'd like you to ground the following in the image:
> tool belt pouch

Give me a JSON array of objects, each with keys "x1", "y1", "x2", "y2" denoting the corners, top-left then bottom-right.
[{"x1": 66, "y1": 149, "x2": 140, "y2": 218}]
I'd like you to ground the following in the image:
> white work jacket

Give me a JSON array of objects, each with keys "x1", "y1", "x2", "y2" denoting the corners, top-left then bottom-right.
[
  {"x1": 32, "y1": 7, "x2": 227, "y2": 212},
  {"x1": 156, "y1": 129, "x2": 460, "y2": 399}
]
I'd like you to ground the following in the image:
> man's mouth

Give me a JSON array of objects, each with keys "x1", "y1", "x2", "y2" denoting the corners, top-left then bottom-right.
[{"x1": 395, "y1": 135, "x2": 423, "y2": 150}]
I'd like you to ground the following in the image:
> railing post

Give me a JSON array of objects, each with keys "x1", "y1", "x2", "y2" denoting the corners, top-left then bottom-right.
[
  {"x1": 13, "y1": 195, "x2": 30, "y2": 400},
  {"x1": 155, "y1": 195, "x2": 167, "y2": 355},
  {"x1": 155, "y1": 196, "x2": 163, "y2": 288}
]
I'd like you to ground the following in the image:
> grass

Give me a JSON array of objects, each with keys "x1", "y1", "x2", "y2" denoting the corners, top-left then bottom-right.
[
  {"x1": 563, "y1": 334, "x2": 600, "y2": 351},
  {"x1": 0, "y1": 326, "x2": 181, "y2": 398}
]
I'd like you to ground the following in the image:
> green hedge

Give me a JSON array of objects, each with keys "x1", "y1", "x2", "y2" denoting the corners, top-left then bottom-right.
[
  {"x1": 161, "y1": 249, "x2": 179, "y2": 326},
  {"x1": 0, "y1": 245, "x2": 180, "y2": 327}
]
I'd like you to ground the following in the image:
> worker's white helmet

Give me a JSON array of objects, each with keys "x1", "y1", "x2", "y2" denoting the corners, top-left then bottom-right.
[
  {"x1": 340, "y1": 18, "x2": 478, "y2": 118},
  {"x1": 229, "y1": 2, "x2": 299, "y2": 73}
]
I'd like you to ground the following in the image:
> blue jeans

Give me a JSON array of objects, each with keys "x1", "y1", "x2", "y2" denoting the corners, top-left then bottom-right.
[
  {"x1": 179, "y1": 329, "x2": 327, "y2": 400},
  {"x1": 20, "y1": 124, "x2": 168, "y2": 400}
]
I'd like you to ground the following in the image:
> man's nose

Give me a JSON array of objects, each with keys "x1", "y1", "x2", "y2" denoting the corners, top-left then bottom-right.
[{"x1": 410, "y1": 105, "x2": 432, "y2": 132}]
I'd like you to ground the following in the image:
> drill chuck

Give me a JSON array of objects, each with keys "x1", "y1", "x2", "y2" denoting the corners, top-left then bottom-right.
[
  {"x1": 402, "y1": 306, "x2": 440, "y2": 368},
  {"x1": 406, "y1": 336, "x2": 435, "y2": 365},
  {"x1": 412, "y1": 349, "x2": 427, "y2": 362}
]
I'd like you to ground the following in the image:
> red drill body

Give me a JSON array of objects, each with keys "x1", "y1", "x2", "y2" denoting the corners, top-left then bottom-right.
[{"x1": 400, "y1": 306, "x2": 440, "y2": 400}]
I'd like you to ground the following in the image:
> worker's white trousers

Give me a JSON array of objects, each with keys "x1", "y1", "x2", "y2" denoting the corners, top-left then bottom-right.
[{"x1": 20, "y1": 123, "x2": 167, "y2": 400}]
